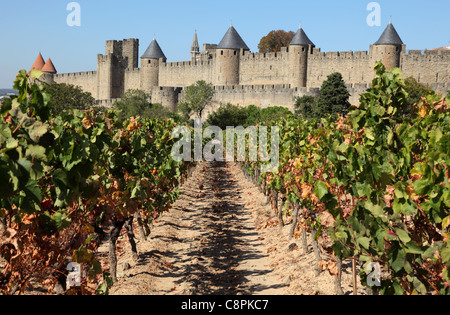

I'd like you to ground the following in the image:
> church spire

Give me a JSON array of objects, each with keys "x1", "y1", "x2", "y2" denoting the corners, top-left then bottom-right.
[
  {"x1": 191, "y1": 30, "x2": 200, "y2": 62},
  {"x1": 191, "y1": 30, "x2": 199, "y2": 52}
]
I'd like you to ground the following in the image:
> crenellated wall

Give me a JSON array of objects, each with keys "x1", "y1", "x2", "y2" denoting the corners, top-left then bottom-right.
[
  {"x1": 150, "y1": 87, "x2": 183, "y2": 112},
  {"x1": 54, "y1": 71, "x2": 98, "y2": 97},
  {"x1": 51, "y1": 35, "x2": 450, "y2": 113},
  {"x1": 239, "y1": 48, "x2": 290, "y2": 85},
  {"x1": 159, "y1": 60, "x2": 215, "y2": 87},
  {"x1": 124, "y1": 68, "x2": 141, "y2": 91},
  {"x1": 307, "y1": 49, "x2": 372, "y2": 88},
  {"x1": 401, "y1": 50, "x2": 450, "y2": 94}
]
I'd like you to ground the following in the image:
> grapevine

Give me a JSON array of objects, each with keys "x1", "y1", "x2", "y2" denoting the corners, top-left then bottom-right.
[
  {"x1": 0, "y1": 70, "x2": 192, "y2": 294},
  {"x1": 239, "y1": 62, "x2": 449, "y2": 295}
]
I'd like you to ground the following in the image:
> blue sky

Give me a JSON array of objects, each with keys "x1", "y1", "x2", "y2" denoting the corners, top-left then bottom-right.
[{"x1": 0, "y1": 0, "x2": 449, "y2": 88}]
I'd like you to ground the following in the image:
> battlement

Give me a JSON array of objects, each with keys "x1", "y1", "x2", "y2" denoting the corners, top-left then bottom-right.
[
  {"x1": 402, "y1": 49, "x2": 450, "y2": 64},
  {"x1": 52, "y1": 26, "x2": 449, "y2": 113},
  {"x1": 159, "y1": 60, "x2": 215, "y2": 87},
  {"x1": 55, "y1": 71, "x2": 97, "y2": 79},
  {"x1": 162, "y1": 60, "x2": 214, "y2": 68},
  {"x1": 405, "y1": 49, "x2": 450, "y2": 56},
  {"x1": 213, "y1": 84, "x2": 292, "y2": 92},
  {"x1": 125, "y1": 67, "x2": 140, "y2": 74},
  {"x1": 151, "y1": 87, "x2": 182, "y2": 111},
  {"x1": 310, "y1": 50, "x2": 369, "y2": 60},
  {"x1": 240, "y1": 50, "x2": 289, "y2": 61},
  {"x1": 97, "y1": 53, "x2": 112, "y2": 63}
]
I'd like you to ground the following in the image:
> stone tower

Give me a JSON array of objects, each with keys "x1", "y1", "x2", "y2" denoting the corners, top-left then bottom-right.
[
  {"x1": 29, "y1": 53, "x2": 56, "y2": 85},
  {"x1": 97, "y1": 39, "x2": 139, "y2": 99},
  {"x1": 41, "y1": 58, "x2": 57, "y2": 85},
  {"x1": 122, "y1": 38, "x2": 139, "y2": 70},
  {"x1": 140, "y1": 38, "x2": 167, "y2": 94},
  {"x1": 289, "y1": 26, "x2": 314, "y2": 88},
  {"x1": 370, "y1": 19, "x2": 404, "y2": 71},
  {"x1": 191, "y1": 30, "x2": 200, "y2": 62},
  {"x1": 215, "y1": 24, "x2": 249, "y2": 86}
]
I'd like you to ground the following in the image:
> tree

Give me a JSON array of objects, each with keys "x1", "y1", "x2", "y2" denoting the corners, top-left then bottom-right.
[
  {"x1": 206, "y1": 104, "x2": 294, "y2": 129},
  {"x1": 404, "y1": 77, "x2": 435, "y2": 105},
  {"x1": 206, "y1": 103, "x2": 248, "y2": 129},
  {"x1": 179, "y1": 80, "x2": 215, "y2": 119},
  {"x1": 114, "y1": 89, "x2": 174, "y2": 122},
  {"x1": 294, "y1": 95, "x2": 317, "y2": 119},
  {"x1": 258, "y1": 106, "x2": 294, "y2": 123},
  {"x1": 315, "y1": 72, "x2": 350, "y2": 117},
  {"x1": 114, "y1": 89, "x2": 151, "y2": 121},
  {"x1": 46, "y1": 82, "x2": 95, "y2": 113},
  {"x1": 258, "y1": 30, "x2": 295, "y2": 53}
]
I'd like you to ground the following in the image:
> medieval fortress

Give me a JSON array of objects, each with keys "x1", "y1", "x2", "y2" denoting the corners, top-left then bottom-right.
[{"x1": 34, "y1": 22, "x2": 450, "y2": 113}]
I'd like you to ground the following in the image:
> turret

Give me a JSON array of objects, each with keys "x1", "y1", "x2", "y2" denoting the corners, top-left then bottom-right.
[
  {"x1": 370, "y1": 19, "x2": 404, "y2": 71},
  {"x1": 140, "y1": 38, "x2": 166, "y2": 93},
  {"x1": 29, "y1": 53, "x2": 56, "y2": 85},
  {"x1": 289, "y1": 25, "x2": 315, "y2": 88},
  {"x1": 215, "y1": 24, "x2": 249, "y2": 86},
  {"x1": 41, "y1": 58, "x2": 57, "y2": 85},
  {"x1": 30, "y1": 53, "x2": 45, "y2": 73}
]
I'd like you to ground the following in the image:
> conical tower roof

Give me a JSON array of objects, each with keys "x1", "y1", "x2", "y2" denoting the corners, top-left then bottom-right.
[
  {"x1": 290, "y1": 26, "x2": 315, "y2": 46},
  {"x1": 42, "y1": 58, "x2": 57, "y2": 74},
  {"x1": 374, "y1": 20, "x2": 403, "y2": 45},
  {"x1": 141, "y1": 38, "x2": 167, "y2": 60},
  {"x1": 30, "y1": 53, "x2": 45, "y2": 72},
  {"x1": 217, "y1": 25, "x2": 250, "y2": 50}
]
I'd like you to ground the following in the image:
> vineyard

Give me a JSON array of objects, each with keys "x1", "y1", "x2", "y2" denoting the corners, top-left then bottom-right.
[
  {"x1": 0, "y1": 63, "x2": 449, "y2": 295},
  {"x1": 243, "y1": 63, "x2": 450, "y2": 295},
  {"x1": 0, "y1": 70, "x2": 191, "y2": 294}
]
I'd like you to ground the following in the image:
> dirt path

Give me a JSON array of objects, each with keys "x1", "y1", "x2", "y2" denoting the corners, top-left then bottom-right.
[{"x1": 105, "y1": 161, "x2": 365, "y2": 295}]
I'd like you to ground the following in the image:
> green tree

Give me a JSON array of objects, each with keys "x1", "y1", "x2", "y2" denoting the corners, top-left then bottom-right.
[
  {"x1": 206, "y1": 103, "x2": 248, "y2": 129},
  {"x1": 206, "y1": 104, "x2": 294, "y2": 129},
  {"x1": 258, "y1": 30, "x2": 295, "y2": 53},
  {"x1": 315, "y1": 72, "x2": 350, "y2": 117},
  {"x1": 403, "y1": 77, "x2": 435, "y2": 105},
  {"x1": 243, "y1": 105, "x2": 261, "y2": 126},
  {"x1": 46, "y1": 82, "x2": 95, "y2": 113},
  {"x1": 179, "y1": 80, "x2": 215, "y2": 119},
  {"x1": 114, "y1": 89, "x2": 151, "y2": 121},
  {"x1": 294, "y1": 95, "x2": 317, "y2": 119},
  {"x1": 114, "y1": 89, "x2": 175, "y2": 122},
  {"x1": 258, "y1": 106, "x2": 294, "y2": 123}
]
